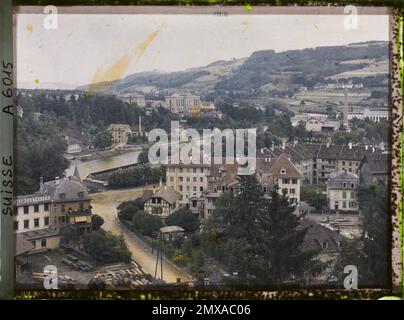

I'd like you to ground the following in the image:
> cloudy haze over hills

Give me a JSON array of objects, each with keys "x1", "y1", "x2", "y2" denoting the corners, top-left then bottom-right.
[{"x1": 16, "y1": 13, "x2": 389, "y2": 90}]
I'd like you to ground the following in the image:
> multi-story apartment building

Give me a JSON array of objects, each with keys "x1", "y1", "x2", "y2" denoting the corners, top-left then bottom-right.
[
  {"x1": 359, "y1": 153, "x2": 390, "y2": 187},
  {"x1": 198, "y1": 155, "x2": 303, "y2": 219},
  {"x1": 164, "y1": 93, "x2": 201, "y2": 114},
  {"x1": 117, "y1": 94, "x2": 146, "y2": 107},
  {"x1": 15, "y1": 194, "x2": 51, "y2": 234},
  {"x1": 14, "y1": 169, "x2": 93, "y2": 253},
  {"x1": 348, "y1": 108, "x2": 390, "y2": 123},
  {"x1": 42, "y1": 174, "x2": 93, "y2": 233},
  {"x1": 166, "y1": 161, "x2": 211, "y2": 212},
  {"x1": 14, "y1": 193, "x2": 60, "y2": 251},
  {"x1": 258, "y1": 142, "x2": 381, "y2": 185},
  {"x1": 258, "y1": 142, "x2": 313, "y2": 183},
  {"x1": 304, "y1": 117, "x2": 340, "y2": 132},
  {"x1": 326, "y1": 171, "x2": 359, "y2": 213},
  {"x1": 107, "y1": 123, "x2": 132, "y2": 146}
]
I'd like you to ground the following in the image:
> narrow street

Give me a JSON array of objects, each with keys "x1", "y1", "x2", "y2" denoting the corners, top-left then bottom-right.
[{"x1": 91, "y1": 187, "x2": 192, "y2": 284}]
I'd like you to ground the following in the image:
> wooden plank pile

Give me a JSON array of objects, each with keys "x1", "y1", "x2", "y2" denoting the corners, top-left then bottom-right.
[
  {"x1": 32, "y1": 272, "x2": 77, "y2": 288},
  {"x1": 93, "y1": 261, "x2": 154, "y2": 288},
  {"x1": 61, "y1": 254, "x2": 94, "y2": 271}
]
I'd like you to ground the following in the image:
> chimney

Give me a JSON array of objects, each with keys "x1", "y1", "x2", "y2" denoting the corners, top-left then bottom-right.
[
  {"x1": 281, "y1": 140, "x2": 286, "y2": 150},
  {"x1": 365, "y1": 145, "x2": 368, "y2": 151},
  {"x1": 40, "y1": 177, "x2": 44, "y2": 193},
  {"x1": 260, "y1": 148, "x2": 264, "y2": 154},
  {"x1": 139, "y1": 115, "x2": 142, "y2": 134},
  {"x1": 159, "y1": 176, "x2": 163, "y2": 187},
  {"x1": 153, "y1": 185, "x2": 156, "y2": 194},
  {"x1": 372, "y1": 147, "x2": 375, "y2": 153},
  {"x1": 293, "y1": 138, "x2": 298, "y2": 148},
  {"x1": 343, "y1": 86, "x2": 349, "y2": 130},
  {"x1": 270, "y1": 143, "x2": 275, "y2": 152},
  {"x1": 348, "y1": 142, "x2": 352, "y2": 150}
]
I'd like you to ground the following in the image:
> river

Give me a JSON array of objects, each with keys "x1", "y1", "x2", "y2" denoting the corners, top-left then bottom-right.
[{"x1": 65, "y1": 150, "x2": 192, "y2": 283}]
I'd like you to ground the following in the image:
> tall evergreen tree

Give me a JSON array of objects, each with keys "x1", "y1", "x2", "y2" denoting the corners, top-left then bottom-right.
[{"x1": 202, "y1": 175, "x2": 323, "y2": 286}]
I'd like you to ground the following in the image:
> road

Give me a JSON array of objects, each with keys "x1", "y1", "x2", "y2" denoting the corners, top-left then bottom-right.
[{"x1": 91, "y1": 187, "x2": 192, "y2": 284}]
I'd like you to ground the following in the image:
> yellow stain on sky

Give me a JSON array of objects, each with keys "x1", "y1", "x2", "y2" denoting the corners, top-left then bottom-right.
[
  {"x1": 88, "y1": 23, "x2": 165, "y2": 92},
  {"x1": 26, "y1": 25, "x2": 33, "y2": 33},
  {"x1": 241, "y1": 20, "x2": 249, "y2": 32}
]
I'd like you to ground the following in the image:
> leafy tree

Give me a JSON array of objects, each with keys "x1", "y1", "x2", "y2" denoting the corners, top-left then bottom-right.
[
  {"x1": 107, "y1": 165, "x2": 166, "y2": 188},
  {"x1": 91, "y1": 214, "x2": 105, "y2": 231},
  {"x1": 16, "y1": 112, "x2": 68, "y2": 194},
  {"x1": 300, "y1": 186, "x2": 328, "y2": 211},
  {"x1": 138, "y1": 147, "x2": 149, "y2": 164},
  {"x1": 131, "y1": 210, "x2": 163, "y2": 237},
  {"x1": 94, "y1": 131, "x2": 113, "y2": 149},
  {"x1": 165, "y1": 208, "x2": 200, "y2": 233},
  {"x1": 117, "y1": 198, "x2": 145, "y2": 221},
  {"x1": 60, "y1": 225, "x2": 81, "y2": 245},
  {"x1": 82, "y1": 230, "x2": 131, "y2": 264}
]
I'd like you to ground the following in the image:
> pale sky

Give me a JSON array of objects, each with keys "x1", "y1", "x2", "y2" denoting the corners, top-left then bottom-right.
[{"x1": 16, "y1": 13, "x2": 390, "y2": 89}]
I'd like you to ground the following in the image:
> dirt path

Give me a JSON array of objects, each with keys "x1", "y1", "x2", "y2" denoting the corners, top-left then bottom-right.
[{"x1": 91, "y1": 187, "x2": 192, "y2": 283}]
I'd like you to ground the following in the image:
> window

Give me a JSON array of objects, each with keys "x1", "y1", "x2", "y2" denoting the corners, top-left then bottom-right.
[
  {"x1": 193, "y1": 186, "x2": 196, "y2": 192},
  {"x1": 321, "y1": 241, "x2": 328, "y2": 249},
  {"x1": 34, "y1": 218, "x2": 39, "y2": 227},
  {"x1": 186, "y1": 186, "x2": 190, "y2": 191},
  {"x1": 41, "y1": 239, "x2": 47, "y2": 248},
  {"x1": 80, "y1": 202, "x2": 84, "y2": 210},
  {"x1": 342, "y1": 191, "x2": 347, "y2": 199},
  {"x1": 193, "y1": 177, "x2": 197, "y2": 182},
  {"x1": 280, "y1": 169, "x2": 286, "y2": 175},
  {"x1": 179, "y1": 185, "x2": 183, "y2": 191},
  {"x1": 200, "y1": 187, "x2": 204, "y2": 192},
  {"x1": 342, "y1": 183, "x2": 347, "y2": 189},
  {"x1": 34, "y1": 204, "x2": 39, "y2": 213},
  {"x1": 78, "y1": 192, "x2": 84, "y2": 198},
  {"x1": 44, "y1": 217, "x2": 49, "y2": 226},
  {"x1": 44, "y1": 203, "x2": 49, "y2": 211},
  {"x1": 61, "y1": 204, "x2": 65, "y2": 213},
  {"x1": 193, "y1": 168, "x2": 197, "y2": 173},
  {"x1": 23, "y1": 206, "x2": 29, "y2": 214},
  {"x1": 14, "y1": 221, "x2": 18, "y2": 230},
  {"x1": 59, "y1": 193, "x2": 66, "y2": 200},
  {"x1": 343, "y1": 202, "x2": 347, "y2": 208},
  {"x1": 200, "y1": 168, "x2": 204, "y2": 173},
  {"x1": 292, "y1": 179, "x2": 297, "y2": 184},
  {"x1": 152, "y1": 207, "x2": 163, "y2": 215},
  {"x1": 200, "y1": 177, "x2": 203, "y2": 182},
  {"x1": 186, "y1": 177, "x2": 190, "y2": 182},
  {"x1": 290, "y1": 188, "x2": 295, "y2": 194},
  {"x1": 350, "y1": 183, "x2": 355, "y2": 189},
  {"x1": 24, "y1": 220, "x2": 29, "y2": 229}
]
